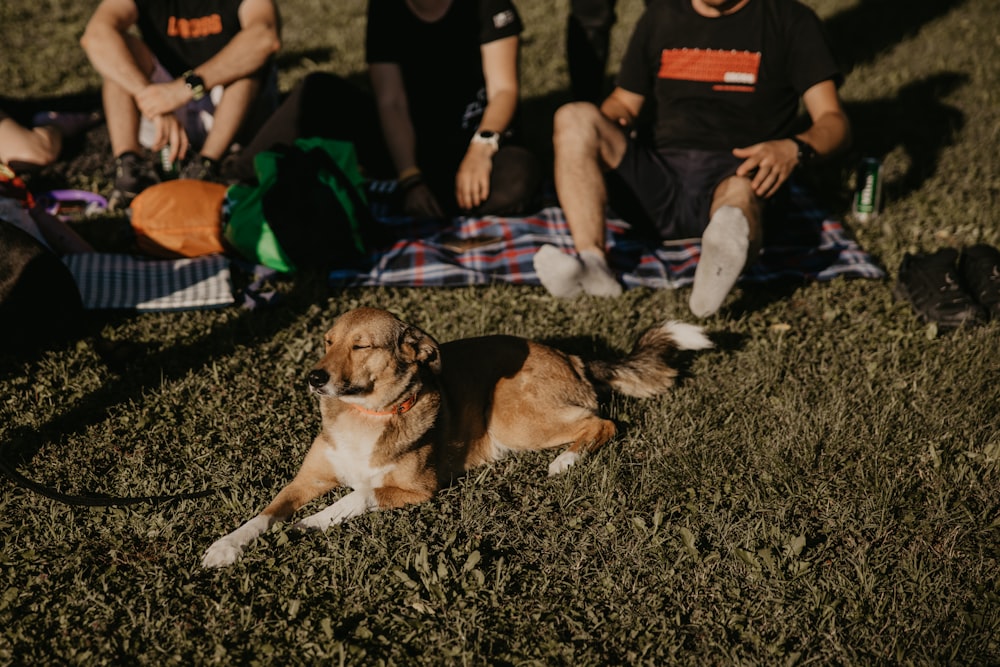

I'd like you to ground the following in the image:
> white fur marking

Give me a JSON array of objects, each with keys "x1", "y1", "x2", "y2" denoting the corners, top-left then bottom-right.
[
  {"x1": 322, "y1": 416, "x2": 395, "y2": 490},
  {"x1": 202, "y1": 514, "x2": 272, "y2": 568},
  {"x1": 548, "y1": 451, "x2": 581, "y2": 476},
  {"x1": 294, "y1": 489, "x2": 376, "y2": 532},
  {"x1": 661, "y1": 320, "x2": 714, "y2": 351}
]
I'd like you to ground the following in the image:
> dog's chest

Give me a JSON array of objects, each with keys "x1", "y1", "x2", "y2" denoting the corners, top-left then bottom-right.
[{"x1": 322, "y1": 416, "x2": 396, "y2": 490}]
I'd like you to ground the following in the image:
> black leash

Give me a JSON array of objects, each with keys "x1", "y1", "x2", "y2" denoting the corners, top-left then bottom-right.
[{"x1": 0, "y1": 456, "x2": 225, "y2": 507}]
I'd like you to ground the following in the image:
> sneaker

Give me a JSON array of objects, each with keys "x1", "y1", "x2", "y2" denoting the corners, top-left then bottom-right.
[
  {"x1": 110, "y1": 151, "x2": 160, "y2": 209},
  {"x1": 959, "y1": 244, "x2": 1000, "y2": 319},
  {"x1": 178, "y1": 155, "x2": 220, "y2": 182},
  {"x1": 894, "y1": 248, "x2": 986, "y2": 330}
]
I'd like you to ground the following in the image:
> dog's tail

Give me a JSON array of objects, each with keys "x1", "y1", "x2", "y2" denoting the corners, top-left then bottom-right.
[{"x1": 586, "y1": 320, "x2": 713, "y2": 398}]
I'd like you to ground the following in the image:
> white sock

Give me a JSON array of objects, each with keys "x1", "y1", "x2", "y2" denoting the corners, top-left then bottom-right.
[
  {"x1": 579, "y1": 249, "x2": 623, "y2": 297},
  {"x1": 534, "y1": 244, "x2": 584, "y2": 298},
  {"x1": 689, "y1": 206, "x2": 750, "y2": 318}
]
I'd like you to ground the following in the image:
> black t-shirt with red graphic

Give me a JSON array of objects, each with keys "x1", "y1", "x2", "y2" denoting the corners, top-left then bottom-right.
[
  {"x1": 135, "y1": 0, "x2": 244, "y2": 77},
  {"x1": 365, "y1": 0, "x2": 523, "y2": 142},
  {"x1": 616, "y1": 0, "x2": 841, "y2": 151}
]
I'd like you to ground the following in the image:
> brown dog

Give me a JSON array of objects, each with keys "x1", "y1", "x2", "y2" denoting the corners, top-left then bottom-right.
[{"x1": 202, "y1": 307, "x2": 712, "y2": 567}]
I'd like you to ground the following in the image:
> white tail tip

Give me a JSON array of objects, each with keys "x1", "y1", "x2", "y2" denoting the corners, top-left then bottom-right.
[{"x1": 662, "y1": 320, "x2": 713, "y2": 351}]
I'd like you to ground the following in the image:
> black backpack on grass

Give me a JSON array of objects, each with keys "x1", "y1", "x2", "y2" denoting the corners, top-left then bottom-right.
[{"x1": 0, "y1": 219, "x2": 83, "y2": 350}]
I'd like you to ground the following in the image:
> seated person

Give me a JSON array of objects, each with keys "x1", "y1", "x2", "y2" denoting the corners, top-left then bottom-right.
[
  {"x1": 366, "y1": 0, "x2": 541, "y2": 219},
  {"x1": 534, "y1": 0, "x2": 851, "y2": 317},
  {"x1": 80, "y1": 0, "x2": 281, "y2": 207},
  {"x1": 0, "y1": 109, "x2": 100, "y2": 173}
]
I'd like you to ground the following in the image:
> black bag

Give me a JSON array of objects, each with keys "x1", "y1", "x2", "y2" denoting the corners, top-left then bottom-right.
[{"x1": 0, "y1": 219, "x2": 83, "y2": 350}]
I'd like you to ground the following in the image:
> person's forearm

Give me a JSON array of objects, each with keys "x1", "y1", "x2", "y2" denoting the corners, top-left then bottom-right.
[
  {"x1": 476, "y1": 88, "x2": 518, "y2": 133},
  {"x1": 191, "y1": 24, "x2": 280, "y2": 88},
  {"x1": 800, "y1": 110, "x2": 851, "y2": 159},
  {"x1": 599, "y1": 90, "x2": 640, "y2": 127},
  {"x1": 377, "y1": 102, "x2": 419, "y2": 174},
  {"x1": 80, "y1": 27, "x2": 150, "y2": 96}
]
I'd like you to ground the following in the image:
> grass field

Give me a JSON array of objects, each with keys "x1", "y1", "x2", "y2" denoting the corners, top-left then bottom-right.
[{"x1": 2, "y1": 0, "x2": 999, "y2": 664}]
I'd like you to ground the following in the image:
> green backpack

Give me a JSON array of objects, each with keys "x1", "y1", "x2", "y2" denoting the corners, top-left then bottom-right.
[{"x1": 224, "y1": 137, "x2": 377, "y2": 273}]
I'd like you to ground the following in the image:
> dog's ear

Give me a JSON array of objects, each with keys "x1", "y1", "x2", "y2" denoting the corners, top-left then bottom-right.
[{"x1": 397, "y1": 325, "x2": 441, "y2": 373}]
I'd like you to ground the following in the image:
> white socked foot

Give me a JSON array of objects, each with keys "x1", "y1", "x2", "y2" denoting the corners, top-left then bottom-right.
[
  {"x1": 579, "y1": 249, "x2": 623, "y2": 297},
  {"x1": 689, "y1": 206, "x2": 750, "y2": 318},
  {"x1": 534, "y1": 244, "x2": 584, "y2": 298}
]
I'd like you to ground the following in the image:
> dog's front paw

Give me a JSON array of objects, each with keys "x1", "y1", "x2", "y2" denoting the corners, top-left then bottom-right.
[
  {"x1": 547, "y1": 451, "x2": 581, "y2": 476},
  {"x1": 293, "y1": 514, "x2": 333, "y2": 533},
  {"x1": 202, "y1": 539, "x2": 243, "y2": 568}
]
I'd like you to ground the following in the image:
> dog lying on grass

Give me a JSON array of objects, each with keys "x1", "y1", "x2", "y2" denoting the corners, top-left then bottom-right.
[{"x1": 202, "y1": 307, "x2": 712, "y2": 568}]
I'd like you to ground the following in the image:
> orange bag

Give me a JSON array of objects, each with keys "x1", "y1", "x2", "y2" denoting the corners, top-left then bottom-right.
[{"x1": 129, "y1": 180, "x2": 228, "y2": 258}]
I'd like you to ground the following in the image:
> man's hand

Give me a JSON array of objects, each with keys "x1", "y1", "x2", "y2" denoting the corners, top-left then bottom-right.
[
  {"x1": 135, "y1": 80, "x2": 190, "y2": 120},
  {"x1": 732, "y1": 139, "x2": 798, "y2": 198},
  {"x1": 456, "y1": 143, "x2": 494, "y2": 210},
  {"x1": 150, "y1": 114, "x2": 190, "y2": 163}
]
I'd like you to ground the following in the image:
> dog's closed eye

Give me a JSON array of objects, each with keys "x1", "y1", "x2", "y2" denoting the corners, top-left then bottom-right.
[{"x1": 352, "y1": 344, "x2": 371, "y2": 350}]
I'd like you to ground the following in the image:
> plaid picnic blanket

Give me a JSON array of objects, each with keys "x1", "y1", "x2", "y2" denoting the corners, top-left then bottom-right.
[
  {"x1": 331, "y1": 181, "x2": 885, "y2": 289},
  {"x1": 63, "y1": 253, "x2": 234, "y2": 311}
]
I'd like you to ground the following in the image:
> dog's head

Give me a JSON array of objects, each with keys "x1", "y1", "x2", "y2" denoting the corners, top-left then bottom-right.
[{"x1": 307, "y1": 308, "x2": 440, "y2": 407}]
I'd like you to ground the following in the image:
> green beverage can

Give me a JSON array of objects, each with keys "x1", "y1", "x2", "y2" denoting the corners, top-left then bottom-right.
[
  {"x1": 159, "y1": 146, "x2": 179, "y2": 179},
  {"x1": 852, "y1": 157, "x2": 882, "y2": 223}
]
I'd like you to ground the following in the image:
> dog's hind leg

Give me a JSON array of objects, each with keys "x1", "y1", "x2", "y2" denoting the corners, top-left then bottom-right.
[{"x1": 547, "y1": 416, "x2": 617, "y2": 476}]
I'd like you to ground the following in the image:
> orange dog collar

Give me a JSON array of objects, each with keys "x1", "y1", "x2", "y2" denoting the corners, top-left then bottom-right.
[{"x1": 349, "y1": 393, "x2": 418, "y2": 417}]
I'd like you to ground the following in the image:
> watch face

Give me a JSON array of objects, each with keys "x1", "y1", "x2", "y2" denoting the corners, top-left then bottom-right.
[{"x1": 477, "y1": 131, "x2": 497, "y2": 139}]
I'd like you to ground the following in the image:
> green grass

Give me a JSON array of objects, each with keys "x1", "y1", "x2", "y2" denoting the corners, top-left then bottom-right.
[{"x1": 2, "y1": 0, "x2": 999, "y2": 664}]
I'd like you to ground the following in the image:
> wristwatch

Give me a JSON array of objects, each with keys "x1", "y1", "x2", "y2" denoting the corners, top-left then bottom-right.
[
  {"x1": 471, "y1": 130, "x2": 501, "y2": 151},
  {"x1": 183, "y1": 70, "x2": 207, "y2": 102},
  {"x1": 791, "y1": 136, "x2": 817, "y2": 167}
]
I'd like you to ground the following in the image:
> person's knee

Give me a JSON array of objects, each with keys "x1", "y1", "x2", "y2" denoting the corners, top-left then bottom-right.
[
  {"x1": 712, "y1": 176, "x2": 759, "y2": 215},
  {"x1": 711, "y1": 176, "x2": 763, "y2": 249},
  {"x1": 554, "y1": 101, "x2": 603, "y2": 150}
]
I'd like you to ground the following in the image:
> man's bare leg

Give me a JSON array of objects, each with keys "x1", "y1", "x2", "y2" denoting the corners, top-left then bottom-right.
[
  {"x1": 535, "y1": 102, "x2": 627, "y2": 298},
  {"x1": 197, "y1": 76, "x2": 261, "y2": 161}
]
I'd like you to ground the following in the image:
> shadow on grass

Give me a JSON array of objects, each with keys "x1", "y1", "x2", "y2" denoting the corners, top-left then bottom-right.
[
  {"x1": 823, "y1": 0, "x2": 970, "y2": 72},
  {"x1": 0, "y1": 272, "x2": 333, "y2": 473},
  {"x1": 801, "y1": 71, "x2": 970, "y2": 214}
]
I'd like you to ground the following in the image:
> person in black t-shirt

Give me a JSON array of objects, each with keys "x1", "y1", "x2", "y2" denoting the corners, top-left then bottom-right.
[
  {"x1": 535, "y1": 0, "x2": 851, "y2": 317},
  {"x1": 366, "y1": 0, "x2": 540, "y2": 219},
  {"x1": 81, "y1": 0, "x2": 281, "y2": 207}
]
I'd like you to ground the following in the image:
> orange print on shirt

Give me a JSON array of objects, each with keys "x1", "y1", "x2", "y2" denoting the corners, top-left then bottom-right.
[
  {"x1": 659, "y1": 48, "x2": 761, "y2": 92},
  {"x1": 167, "y1": 14, "x2": 224, "y2": 39}
]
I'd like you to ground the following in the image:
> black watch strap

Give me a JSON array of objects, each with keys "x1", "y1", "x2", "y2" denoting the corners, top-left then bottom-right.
[
  {"x1": 183, "y1": 70, "x2": 207, "y2": 102},
  {"x1": 791, "y1": 137, "x2": 817, "y2": 166}
]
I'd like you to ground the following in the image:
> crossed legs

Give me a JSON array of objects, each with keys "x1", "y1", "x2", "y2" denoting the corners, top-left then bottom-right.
[{"x1": 101, "y1": 33, "x2": 260, "y2": 163}]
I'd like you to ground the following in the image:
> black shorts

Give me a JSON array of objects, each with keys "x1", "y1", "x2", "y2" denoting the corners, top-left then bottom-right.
[{"x1": 607, "y1": 140, "x2": 743, "y2": 240}]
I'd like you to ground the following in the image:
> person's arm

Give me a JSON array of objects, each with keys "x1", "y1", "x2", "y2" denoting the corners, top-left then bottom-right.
[
  {"x1": 456, "y1": 35, "x2": 519, "y2": 210},
  {"x1": 370, "y1": 61, "x2": 443, "y2": 218},
  {"x1": 733, "y1": 79, "x2": 850, "y2": 198},
  {"x1": 795, "y1": 79, "x2": 851, "y2": 160},
  {"x1": 79, "y1": 0, "x2": 148, "y2": 98},
  {"x1": 134, "y1": 0, "x2": 281, "y2": 120},
  {"x1": 599, "y1": 86, "x2": 645, "y2": 130},
  {"x1": 193, "y1": 0, "x2": 281, "y2": 90}
]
